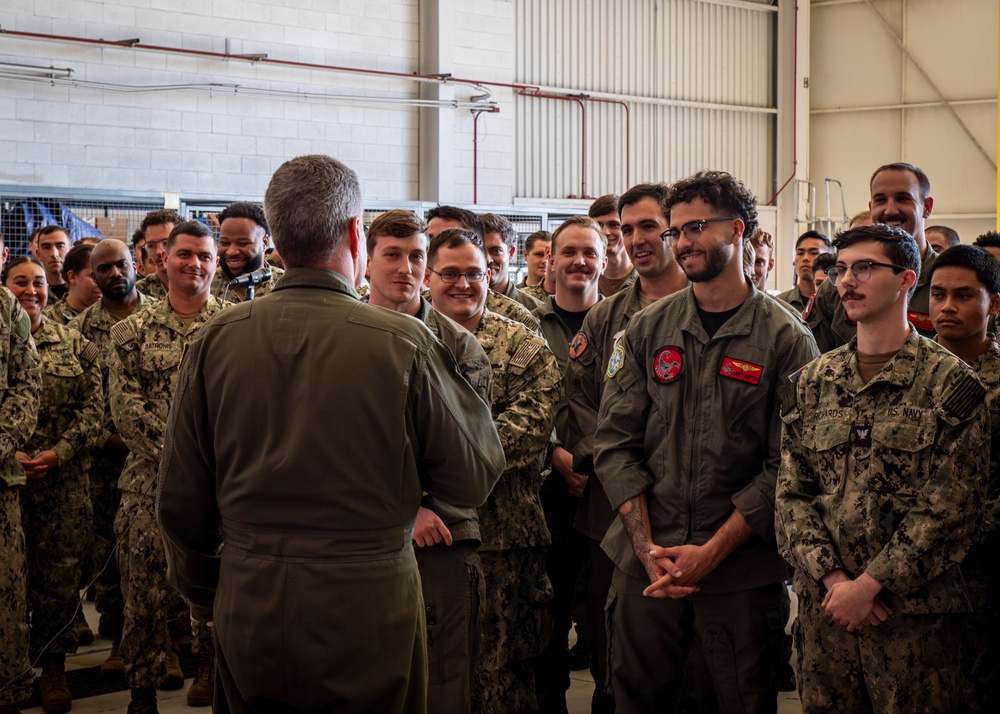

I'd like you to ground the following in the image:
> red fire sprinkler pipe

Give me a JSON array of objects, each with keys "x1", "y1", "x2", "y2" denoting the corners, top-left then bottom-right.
[{"x1": 519, "y1": 90, "x2": 588, "y2": 199}]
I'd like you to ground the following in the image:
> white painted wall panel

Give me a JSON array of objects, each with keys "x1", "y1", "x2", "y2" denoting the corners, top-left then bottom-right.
[{"x1": 514, "y1": 0, "x2": 777, "y2": 201}]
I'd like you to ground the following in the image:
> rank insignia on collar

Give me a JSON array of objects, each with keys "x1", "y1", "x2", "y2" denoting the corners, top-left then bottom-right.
[
  {"x1": 851, "y1": 424, "x2": 872, "y2": 447},
  {"x1": 606, "y1": 342, "x2": 626, "y2": 378},
  {"x1": 719, "y1": 356, "x2": 764, "y2": 385},
  {"x1": 569, "y1": 330, "x2": 588, "y2": 360},
  {"x1": 652, "y1": 345, "x2": 683, "y2": 384},
  {"x1": 908, "y1": 311, "x2": 934, "y2": 332}
]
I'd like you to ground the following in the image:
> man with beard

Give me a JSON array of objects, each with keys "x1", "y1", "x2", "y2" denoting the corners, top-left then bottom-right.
[
  {"x1": 594, "y1": 171, "x2": 819, "y2": 713},
  {"x1": 566, "y1": 183, "x2": 689, "y2": 713},
  {"x1": 776, "y1": 231, "x2": 833, "y2": 313},
  {"x1": 211, "y1": 202, "x2": 284, "y2": 303},
  {"x1": 531, "y1": 216, "x2": 607, "y2": 713},
  {"x1": 481, "y1": 213, "x2": 541, "y2": 311},
  {"x1": 589, "y1": 195, "x2": 636, "y2": 296},
  {"x1": 135, "y1": 210, "x2": 179, "y2": 301},
  {"x1": 70, "y1": 239, "x2": 155, "y2": 679},
  {"x1": 109, "y1": 222, "x2": 224, "y2": 714},
  {"x1": 366, "y1": 209, "x2": 492, "y2": 714},
  {"x1": 809, "y1": 163, "x2": 937, "y2": 351}
]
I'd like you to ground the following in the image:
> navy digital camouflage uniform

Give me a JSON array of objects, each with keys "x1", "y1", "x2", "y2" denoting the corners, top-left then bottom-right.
[
  {"x1": 496, "y1": 278, "x2": 542, "y2": 312},
  {"x1": 108, "y1": 296, "x2": 224, "y2": 688},
  {"x1": 135, "y1": 273, "x2": 167, "y2": 301},
  {"x1": 519, "y1": 284, "x2": 549, "y2": 303},
  {"x1": 69, "y1": 292, "x2": 156, "y2": 638},
  {"x1": 0, "y1": 288, "x2": 41, "y2": 709},
  {"x1": 20, "y1": 317, "x2": 103, "y2": 658},
  {"x1": 777, "y1": 329, "x2": 989, "y2": 713},
  {"x1": 808, "y1": 244, "x2": 938, "y2": 351},
  {"x1": 42, "y1": 298, "x2": 81, "y2": 326},
  {"x1": 472, "y1": 310, "x2": 560, "y2": 714},
  {"x1": 484, "y1": 291, "x2": 542, "y2": 335},
  {"x1": 960, "y1": 335, "x2": 1000, "y2": 711}
]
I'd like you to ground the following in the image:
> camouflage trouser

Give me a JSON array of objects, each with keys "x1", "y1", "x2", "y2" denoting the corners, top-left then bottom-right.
[
  {"x1": 794, "y1": 585, "x2": 964, "y2": 713},
  {"x1": 115, "y1": 490, "x2": 188, "y2": 689},
  {"x1": 91, "y1": 455, "x2": 124, "y2": 637},
  {"x1": 474, "y1": 546, "x2": 552, "y2": 714},
  {"x1": 0, "y1": 485, "x2": 33, "y2": 707},
  {"x1": 21, "y1": 463, "x2": 92, "y2": 657}
]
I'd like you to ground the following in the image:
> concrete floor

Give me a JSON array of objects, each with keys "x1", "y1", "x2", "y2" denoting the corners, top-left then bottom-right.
[{"x1": 28, "y1": 601, "x2": 802, "y2": 713}]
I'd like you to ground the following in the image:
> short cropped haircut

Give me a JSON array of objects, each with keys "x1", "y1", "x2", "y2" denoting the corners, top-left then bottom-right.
[
  {"x1": 926, "y1": 225, "x2": 960, "y2": 249},
  {"x1": 848, "y1": 210, "x2": 872, "y2": 228},
  {"x1": 426, "y1": 205, "x2": 484, "y2": 240},
  {"x1": 140, "y1": 209, "x2": 181, "y2": 236},
  {"x1": 796, "y1": 230, "x2": 832, "y2": 249},
  {"x1": 2, "y1": 255, "x2": 45, "y2": 284},
  {"x1": 812, "y1": 252, "x2": 837, "y2": 274},
  {"x1": 618, "y1": 183, "x2": 670, "y2": 219},
  {"x1": 524, "y1": 230, "x2": 551, "y2": 253},
  {"x1": 427, "y1": 228, "x2": 487, "y2": 266},
  {"x1": 929, "y1": 244, "x2": 1000, "y2": 294},
  {"x1": 367, "y1": 210, "x2": 426, "y2": 255},
  {"x1": 37, "y1": 224, "x2": 69, "y2": 242},
  {"x1": 551, "y1": 216, "x2": 606, "y2": 256},
  {"x1": 166, "y1": 220, "x2": 215, "y2": 253},
  {"x1": 132, "y1": 228, "x2": 145, "y2": 250},
  {"x1": 870, "y1": 162, "x2": 931, "y2": 202},
  {"x1": 62, "y1": 244, "x2": 93, "y2": 282},
  {"x1": 748, "y1": 228, "x2": 773, "y2": 250},
  {"x1": 219, "y1": 201, "x2": 268, "y2": 233},
  {"x1": 833, "y1": 224, "x2": 920, "y2": 298},
  {"x1": 588, "y1": 194, "x2": 620, "y2": 219},
  {"x1": 480, "y1": 213, "x2": 517, "y2": 247},
  {"x1": 664, "y1": 171, "x2": 758, "y2": 240},
  {"x1": 264, "y1": 155, "x2": 363, "y2": 267},
  {"x1": 975, "y1": 231, "x2": 1000, "y2": 250}
]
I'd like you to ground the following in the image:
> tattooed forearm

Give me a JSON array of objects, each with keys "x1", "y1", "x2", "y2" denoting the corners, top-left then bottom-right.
[{"x1": 619, "y1": 495, "x2": 657, "y2": 582}]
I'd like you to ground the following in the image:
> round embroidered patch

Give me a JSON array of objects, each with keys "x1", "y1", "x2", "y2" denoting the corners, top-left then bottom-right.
[
  {"x1": 653, "y1": 345, "x2": 683, "y2": 384},
  {"x1": 569, "y1": 330, "x2": 588, "y2": 360}
]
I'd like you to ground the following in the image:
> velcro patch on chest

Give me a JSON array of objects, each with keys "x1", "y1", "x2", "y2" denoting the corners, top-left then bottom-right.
[
  {"x1": 719, "y1": 356, "x2": 763, "y2": 385},
  {"x1": 800, "y1": 294, "x2": 815, "y2": 321},
  {"x1": 569, "y1": 330, "x2": 588, "y2": 360},
  {"x1": 851, "y1": 424, "x2": 872, "y2": 447},
  {"x1": 652, "y1": 345, "x2": 683, "y2": 384}
]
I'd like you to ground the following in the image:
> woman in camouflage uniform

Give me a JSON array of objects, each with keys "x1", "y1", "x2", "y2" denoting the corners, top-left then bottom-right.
[{"x1": 3, "y1": 257, "x2": 103, "y2": 714}]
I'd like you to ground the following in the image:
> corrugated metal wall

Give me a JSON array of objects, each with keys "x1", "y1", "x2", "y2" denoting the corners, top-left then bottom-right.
[{"x1": 515, "y1": 0, "x2": 777, "y2": 201}]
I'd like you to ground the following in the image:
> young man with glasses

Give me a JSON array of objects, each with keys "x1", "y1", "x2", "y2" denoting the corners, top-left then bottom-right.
[
  {"x1": 776, "y1": 224, "x2": 989, "y2": 712},
  {"x1": 808, "y1": 163, "x2": 937, "y2": 352},
  {"x1": 425, "y1": 228, "x2": 561, "y2": 714},
  {"x1": 594, "y1": 171, "x2": 819, "y2": 713}
]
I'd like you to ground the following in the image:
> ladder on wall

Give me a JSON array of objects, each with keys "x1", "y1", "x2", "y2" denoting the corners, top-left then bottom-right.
[{"x1": 794, "y1": 178, "x2": 850, "y2": 238}]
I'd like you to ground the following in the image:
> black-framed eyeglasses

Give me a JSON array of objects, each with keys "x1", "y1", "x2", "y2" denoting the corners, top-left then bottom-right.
[
  {"x1": 825, "y1": 259, "x2": 907, "y2": 286},
  {"x1": 427, "y1": 267, "x2": 487, "y2": 284},
  {"x1": 660, "y1": 217, "x2": 737, "y2": 244}
]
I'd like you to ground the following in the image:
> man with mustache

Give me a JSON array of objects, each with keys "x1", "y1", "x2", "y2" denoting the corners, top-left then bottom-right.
[
  {"x1": 777, "y1": 225, "x2": 988, "y2": 712},
  {"x1": 481, "y1": 213, "x2": 541, "y2": 311},
  {"x1": 210, "y1": 202, "x2": 284, "y2": 303},
  {"x1": 70, "y1": 239, "x2": 155, "y2": 680},
  {"x1": 809, "y1": 163, "x2": 937, "y2": 352},
  {"x1": 594, "y1": 171, "x2": 819, "y2": 713},
  {"x1": 531, "y1": 216, "x2": 606, "y2": 713},
  {"x1": 589, "y1": 194, "x2": 636, "y2": 296}
]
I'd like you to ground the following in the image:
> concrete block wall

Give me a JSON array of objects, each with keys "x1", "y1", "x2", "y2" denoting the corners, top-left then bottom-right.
[{"x1": 0, "y1": 0, "x2": 517, "y2": 204}]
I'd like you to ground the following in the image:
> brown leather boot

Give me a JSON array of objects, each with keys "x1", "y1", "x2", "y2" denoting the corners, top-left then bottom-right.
[
  {"x1": 158, "y1": 649, "x2": 184, "y2": 691},
  {"x1": 100, "y1": 637, "x2": 124, "y2": 677},
  {"x1": 185, "y1": 655, "x2": 212, "y2": 708},
  {"x1": 39, "y1": 653, "x2": 72, "y2": 714},
  {"x1": 126, "y1": 687, "x2": 157, "y2": 714}
]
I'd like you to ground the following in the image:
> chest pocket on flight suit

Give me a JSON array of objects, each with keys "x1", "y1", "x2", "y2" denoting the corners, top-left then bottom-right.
[{"x1": 802, "y1": 420, "x2": 851, "y2": 493}]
